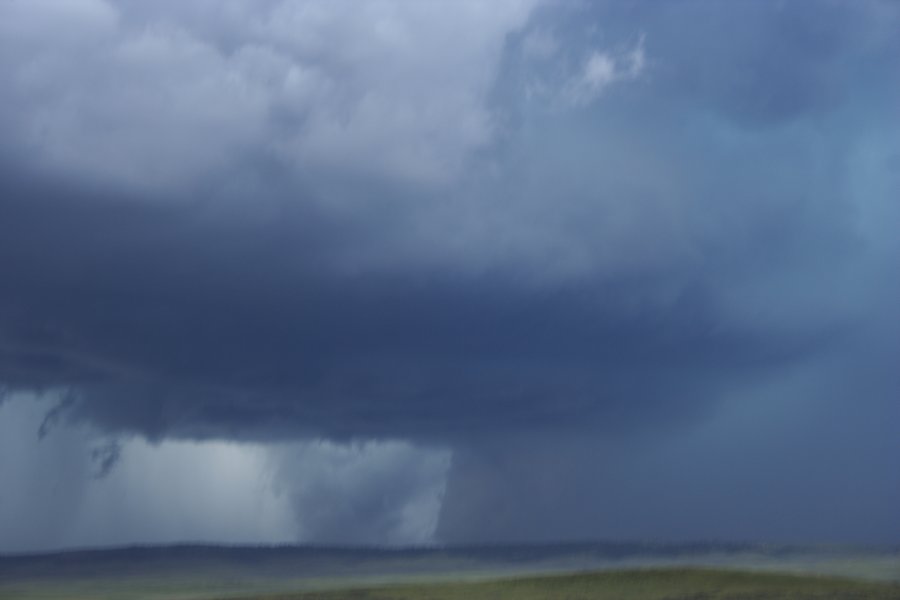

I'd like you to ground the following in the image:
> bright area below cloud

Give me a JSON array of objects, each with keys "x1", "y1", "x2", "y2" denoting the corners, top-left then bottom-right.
[{"x1": 0, "y1": 392, "x2": 450, "y2": 553}]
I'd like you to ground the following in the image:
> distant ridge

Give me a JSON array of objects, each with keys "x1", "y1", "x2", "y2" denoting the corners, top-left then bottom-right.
[
  {"x1": 0, "y1": 540, "x2": 813, "y2": 560},
  {"x1": 3, "y1": 539, "x2": 896, "y2": 559}
]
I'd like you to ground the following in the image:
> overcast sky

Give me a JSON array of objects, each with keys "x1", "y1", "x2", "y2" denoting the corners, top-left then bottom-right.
[{"x1": 1, "y1": 0, "x2": 899, "y2": 553}]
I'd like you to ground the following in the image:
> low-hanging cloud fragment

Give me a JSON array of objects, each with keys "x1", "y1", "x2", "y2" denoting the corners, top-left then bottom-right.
[{"x1": 272, "y1": 440, "x2": 451, "y2": 545}]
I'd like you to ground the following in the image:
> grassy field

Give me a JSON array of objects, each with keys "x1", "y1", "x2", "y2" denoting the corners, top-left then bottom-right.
[
  {"x1": 246, "y1": 569, "x2": 900, "y2": 600},
  {"x1": 1, "y1": 544, "x2": 898, "y2": 599},
  {"x1": 4, "y1": 568, "x2": 900, "y2": 600}
]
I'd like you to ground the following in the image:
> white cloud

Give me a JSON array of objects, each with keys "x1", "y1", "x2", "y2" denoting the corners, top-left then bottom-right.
[
  {"x1": 564, "y1": 34, "x2": 645, "y2": 106},
  {"x1": 0, "y1": 0, "x2": 542, "y2": 190}
]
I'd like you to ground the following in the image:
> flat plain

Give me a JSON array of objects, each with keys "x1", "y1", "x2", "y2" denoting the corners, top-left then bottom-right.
[
  {"x1": 2, "y1": 543, "x2": 898, "y2": 600},
  {"x1": 261, "y1": 569, "x2": 900, "y2": 600}
]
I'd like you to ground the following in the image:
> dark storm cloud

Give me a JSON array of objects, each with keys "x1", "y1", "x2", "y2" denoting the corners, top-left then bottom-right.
[
  {"x1": 0, "y1": 162, "x2": 846, "y2": 442},
  {"x1": 0, "y1": 173, "x2": 773, "y2": 439},
  {"x1": 436, "y1": 279, "x2": 900, "y2": 544},
  {"x1": 1, "y1": 0, "x2": 900, "y2": 548},
  {"x1": 1, "y1": 0, "x2": 898, "y2": 447},
  {"x1": 437, "y1": 389, "x2": 900, "y2": 545}
]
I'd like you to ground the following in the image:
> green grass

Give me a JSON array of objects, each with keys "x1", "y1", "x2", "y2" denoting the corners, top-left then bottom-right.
[
  {"x1": 3, "y1": 568, "x2": 899, "y2": 600},
  {"x1": 245, "y1": 568, "x2": 900, "y2": 600},
  {"x1": 2, "y1": 545, "x2": 897, "y2": 599}
]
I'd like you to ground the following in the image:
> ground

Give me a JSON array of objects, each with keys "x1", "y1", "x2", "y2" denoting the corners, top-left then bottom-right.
[{"x1": 2, "y1": 544, "x2": 898, "y2": 599}]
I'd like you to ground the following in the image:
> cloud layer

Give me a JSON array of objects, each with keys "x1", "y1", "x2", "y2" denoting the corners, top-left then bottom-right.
[{"x1": 1, "y1": 0, "x2": 899, "y2": 546}]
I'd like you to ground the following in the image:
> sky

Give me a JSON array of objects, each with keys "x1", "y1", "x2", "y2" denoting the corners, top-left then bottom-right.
[{"x1": 0, "y1": 0, "x2": 899, "y2": 553}]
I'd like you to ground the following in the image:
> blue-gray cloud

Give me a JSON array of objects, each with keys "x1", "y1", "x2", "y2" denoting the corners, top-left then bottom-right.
[{"x1": 1, "y1": 0, "x2": 899, "y2": 545}]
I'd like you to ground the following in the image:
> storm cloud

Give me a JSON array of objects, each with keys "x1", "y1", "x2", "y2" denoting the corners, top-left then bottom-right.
[{"x1": 1, "y1": 0, "x2": 899, "y2": 547}]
